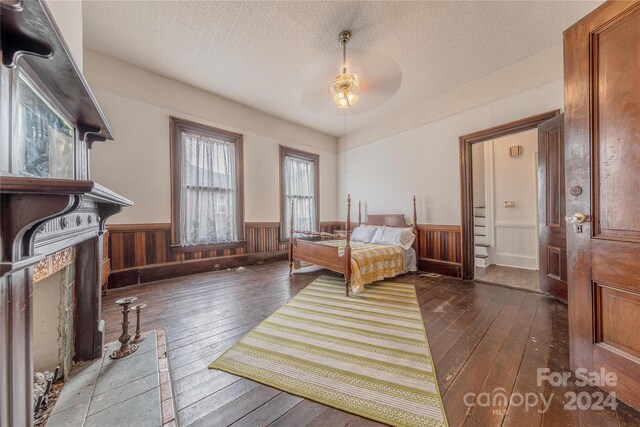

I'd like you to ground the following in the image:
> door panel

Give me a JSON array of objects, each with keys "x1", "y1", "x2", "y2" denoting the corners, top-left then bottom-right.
[
  {"x1": 592, "y1": 240, "x2": 640, "y2": 292},
  {"x1": 565, "y1": 0, "x2": 640, "y2": 411},
  {"x1": 593, "y1": 8, "x2": 640, "y2": 240},
  {"x1": 538, "y1": 114, "x2": 567, "y2": 301},
  {"x1": 596, "y1": 285, "x2": 640, "y2": 359}
]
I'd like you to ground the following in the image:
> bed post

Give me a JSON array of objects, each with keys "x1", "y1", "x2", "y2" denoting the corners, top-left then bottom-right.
[
  {"x1": 358, "y1": 201, "x2": 362, "y2": 226},
  {"x1": 288, "y1": 200, "x2": 294, "y2": 275},
  {"x1": 413, "y1": 195, "x2": 419, "y2": 264},
  {"x1": 345, "y1": 194, "x2": 352, "y2": 297}
]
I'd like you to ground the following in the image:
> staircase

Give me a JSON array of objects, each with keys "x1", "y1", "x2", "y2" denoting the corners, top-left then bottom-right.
[{"x1": 474, "y1": 207, "x2": 490, "y2": 267}]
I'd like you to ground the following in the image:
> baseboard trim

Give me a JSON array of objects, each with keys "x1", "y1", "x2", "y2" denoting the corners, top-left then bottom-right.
[
  {"x1": 418, "y1": 258, "x2": 462, "y2": 278},
  {"x1": 493, "y1": 253, "x2": 537, "y2": 270},
  {"x1": 108, "y1": 251, "x2": 288, "y2": 289}
]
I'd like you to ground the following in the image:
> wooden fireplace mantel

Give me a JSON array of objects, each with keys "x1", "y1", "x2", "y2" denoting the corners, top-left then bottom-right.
[
  {"x1": 0, "y1": 179, "x2": 132, "y2": 427},
  {"x1": 0, "y1": 177, "x2": 133, "y2": 270},
  {"x1": 1, "y1": 1, "x2": 132, "y2": 425}
]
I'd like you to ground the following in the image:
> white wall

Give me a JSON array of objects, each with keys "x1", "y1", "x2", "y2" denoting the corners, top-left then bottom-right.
[
  {"x1": 86, "y1": 51, "x2": 338, "y2": 224},
  {"x1": 490, "y1": 129, "x2": 538, "y2": 269},
  {"x1": 492, "y1": 129, "x2": 538, "y2": 224},
  {"x1": 472, "y1": 143, "x2": 486, "y2": 208},
  {"x1": 86, "y1": 41, "x2": 564, "y2": 228},
  {"x1": 337, "y1": 79, "x2": 563, "y2": 224},
  {"x1": 342, "y1": 44, "x2": 564, "y2": 151},
  {"x1": 45, "y1": 0, "x2": 83, "y2": 70}
]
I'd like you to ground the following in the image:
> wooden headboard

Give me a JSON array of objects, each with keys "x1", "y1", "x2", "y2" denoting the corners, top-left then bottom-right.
[
  {"x1": 365, "y1": 214, "x2": 411, "y2": 228},
  {"x1": 359, "y1": 196, "x2": 418, "y2": 230},
  {"x1": 364, "y1": 207, "x2": 419, "y2": 253}
]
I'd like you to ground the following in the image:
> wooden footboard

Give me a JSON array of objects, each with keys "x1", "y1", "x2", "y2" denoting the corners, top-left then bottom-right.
[
  {"x1": 289, "y1": 195, "x2": 353, "y2": 296},
  {"x1": 290, "y1": 240, "x2": 346, "y2": 274},
  {"x1": 288, "y1": 194, "x2": 418, "y2": 297}
]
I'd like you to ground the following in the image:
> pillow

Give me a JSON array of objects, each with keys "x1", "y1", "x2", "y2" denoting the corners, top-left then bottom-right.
[
  {"x1": 350, "y1": 225, "x2": 379, "y2": 243},
  {"x1": 371, "y1": 226, "x2": 415, "y2": 250}
]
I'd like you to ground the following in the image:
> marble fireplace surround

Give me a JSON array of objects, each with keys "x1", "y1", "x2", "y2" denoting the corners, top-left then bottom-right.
[{"x1": 33, "y1": 248, "x2": 76, "y2": 380}]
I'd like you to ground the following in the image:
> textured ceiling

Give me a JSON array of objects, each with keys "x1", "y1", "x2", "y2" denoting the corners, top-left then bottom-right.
[{"x1": 83, "y1": 1, "x2": 601, "y2": 137}]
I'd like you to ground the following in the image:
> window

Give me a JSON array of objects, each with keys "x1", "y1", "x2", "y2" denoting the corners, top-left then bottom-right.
[
  {"x1": 170, "y1": 117, "x2": 244, "y2": 249},
  {"x1": 280, "y1": 146, "x2": 319, "y2": 238}
]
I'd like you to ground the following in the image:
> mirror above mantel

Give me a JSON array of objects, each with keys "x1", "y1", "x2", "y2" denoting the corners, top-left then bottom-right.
[{"x1": 1, "y1": 0, "x2": 115, "y2": 182}]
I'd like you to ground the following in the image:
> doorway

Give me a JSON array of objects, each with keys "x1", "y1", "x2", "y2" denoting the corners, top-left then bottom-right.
[
  {"x1": 470, "y1": 132, "x2": 540, "y2": 290},
  {"x1": 459, "y1": 110, "x2": 560, "y2": 287}
]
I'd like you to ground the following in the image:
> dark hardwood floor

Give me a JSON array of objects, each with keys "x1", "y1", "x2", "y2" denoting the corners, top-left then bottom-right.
[
  {"x1": 474, "y1": 264, "x2": 540, "y2": 292},
  {"x1": 102, "y1": 261, "x2": 640, "y2": 427}
]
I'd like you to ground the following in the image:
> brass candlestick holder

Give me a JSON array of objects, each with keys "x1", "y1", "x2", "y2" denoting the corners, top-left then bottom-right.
[
  {"x1": 130, "y1": 303, "x2": 147, "y2": 344},
  {"x1": 110, "y1": 296, "x2": 138, "y2": 359}
]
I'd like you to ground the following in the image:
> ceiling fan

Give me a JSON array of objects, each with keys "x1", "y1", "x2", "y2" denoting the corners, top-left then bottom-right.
[{"x1": 297, "y1": 30, "x2": 402, "y2": 116}]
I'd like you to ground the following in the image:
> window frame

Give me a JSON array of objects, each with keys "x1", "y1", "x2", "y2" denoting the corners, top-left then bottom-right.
[
  {"x1": 279, "y1": 145, "x2": 320, "y2": 240},
  {"x1": 170, "y1": 116, "x2": 245, "y2": 252}
]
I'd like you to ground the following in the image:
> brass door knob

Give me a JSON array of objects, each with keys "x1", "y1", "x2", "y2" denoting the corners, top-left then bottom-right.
[{"x1": 565, "y1": 213, "x2": 587, "y2": 224}]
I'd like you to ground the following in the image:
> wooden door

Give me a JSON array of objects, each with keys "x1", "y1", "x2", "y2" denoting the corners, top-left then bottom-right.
[
  {"x1": 537, "y1": 114, "x2": 567, "y2": 302},
  {"x1": 565, "y1": 1, "x2": 640, "y2": 411}
]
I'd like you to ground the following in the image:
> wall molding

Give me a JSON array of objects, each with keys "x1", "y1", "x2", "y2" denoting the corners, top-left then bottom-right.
[
  {"x1": 494, "y1": 221, "x2": 536, "y2": 228},
  {"x1": 418, "y1": 259, "x2": 462, "y2": 278},
  {"x1": 494, "y1": 253, "x2": 538, "y2": 270},
  {"x1": 108, "y1": 251, "x2": 288, "y2": 289},
  {"x1": 416, "y1": 224, "x2": 460, "y2": 232},
  {"x1": 107, "y1": 223, "x2": 169, "y2": 232}
]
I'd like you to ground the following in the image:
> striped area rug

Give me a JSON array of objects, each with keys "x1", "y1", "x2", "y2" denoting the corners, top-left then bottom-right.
[{"x1": 209, "y1": 276, "x2": 448, "y2": 427}]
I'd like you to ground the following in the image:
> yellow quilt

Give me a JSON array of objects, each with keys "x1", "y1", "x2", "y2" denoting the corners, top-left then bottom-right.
[{"x1": 314, "y1": 240, "x2": 405, "y2": 293}]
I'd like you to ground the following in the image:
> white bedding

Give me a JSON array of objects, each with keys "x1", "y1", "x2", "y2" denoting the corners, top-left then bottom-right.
[
  {"x1": 346, "y1": 225, "x2": 418, "y2": 273},
  {"x1": 350, "y1": 225, "x2": 416, "y2": 250},
  {"x1": 403, "y1": 247, "x2": 417, "y2": 273}
]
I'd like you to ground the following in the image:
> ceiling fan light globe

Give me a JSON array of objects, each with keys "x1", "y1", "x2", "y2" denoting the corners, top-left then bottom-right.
[{"x1": 331, "y1": 31, "x2": 359, "y2": 110}]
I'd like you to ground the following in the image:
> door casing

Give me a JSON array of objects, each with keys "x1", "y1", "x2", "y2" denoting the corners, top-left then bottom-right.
[{"x1": 459, "y1": 110, "x2": 560, "y2": 280}]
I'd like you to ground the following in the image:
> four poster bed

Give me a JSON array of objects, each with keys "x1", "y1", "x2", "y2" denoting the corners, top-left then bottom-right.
[{"x1": 288, "y1": 195, "x2": 419, "y2": 296}]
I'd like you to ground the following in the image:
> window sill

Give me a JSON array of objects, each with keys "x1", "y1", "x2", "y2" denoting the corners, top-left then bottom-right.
[{"x1": 170, "y1": 240, "x2": 247, "y2": 253}]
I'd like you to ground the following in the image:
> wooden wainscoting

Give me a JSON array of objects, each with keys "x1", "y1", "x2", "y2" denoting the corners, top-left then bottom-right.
[
  {"x1": 318, "y1": 221, "x2": 344, "y2": 235},
  {"x1": 107, "y1": 222, "x2": 342, "y2": 288},
  {"x1": 106, "y1": 222, "x2": 461, "y2": 288},
  {"x1": 416, "y1": 224, "x2": 462, "y2": 277}
]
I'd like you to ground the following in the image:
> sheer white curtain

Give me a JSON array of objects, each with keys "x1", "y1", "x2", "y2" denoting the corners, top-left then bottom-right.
[
  {"x1": 180, "y1": 131, "x2": 237, "y2": 245},
  {"x1": 284, "y1": 156, "x2": 317, "y2": 238}
]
